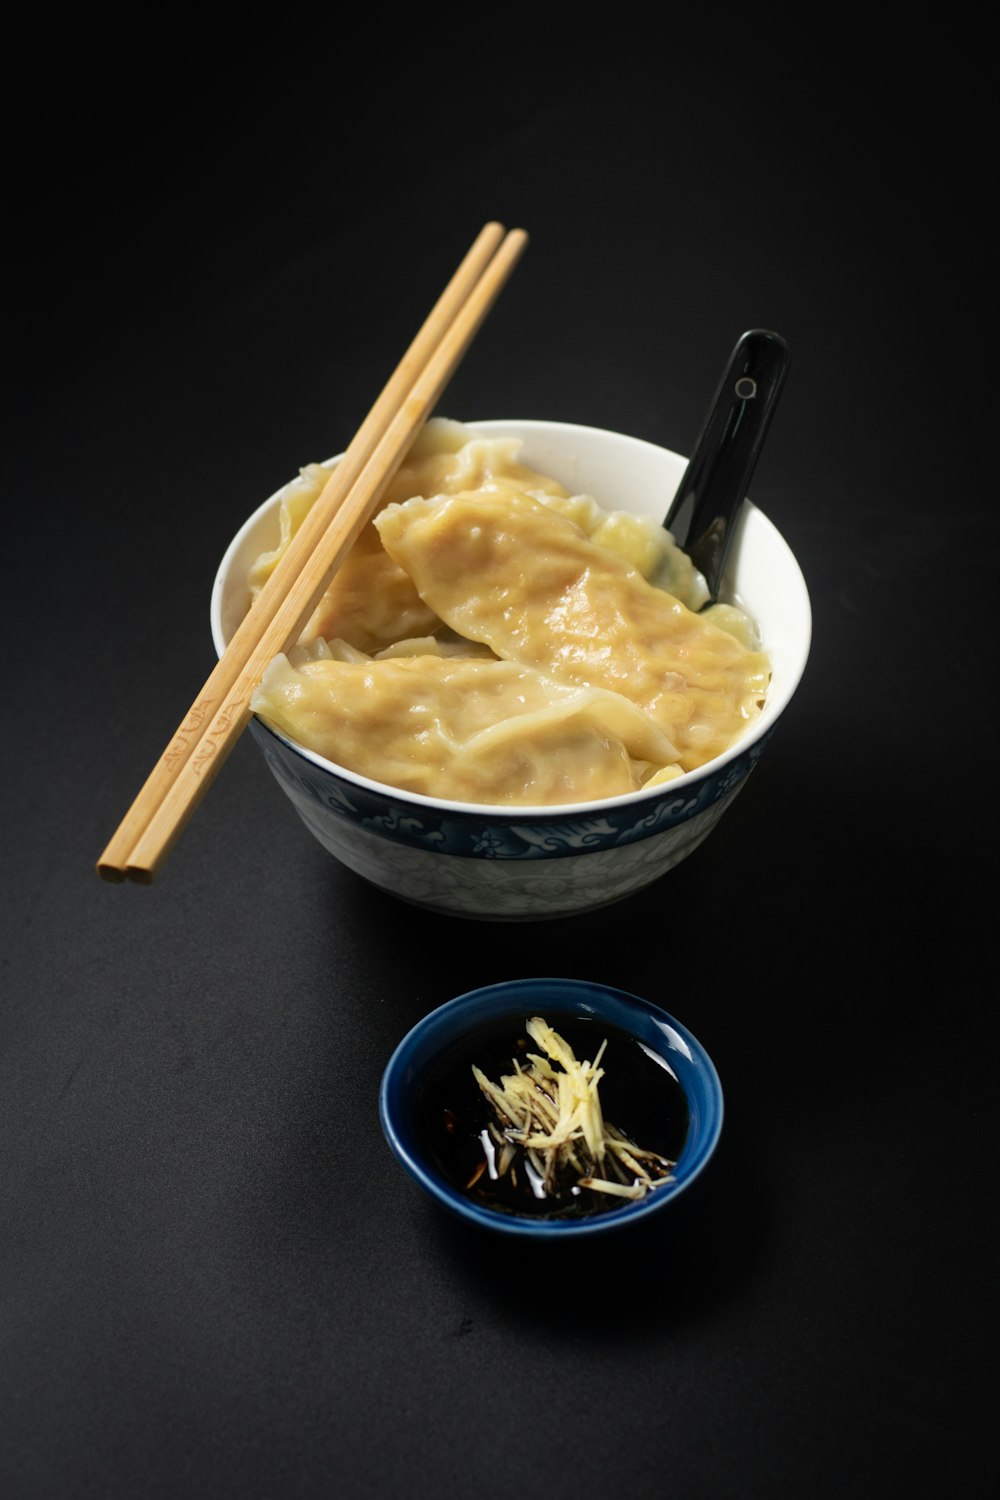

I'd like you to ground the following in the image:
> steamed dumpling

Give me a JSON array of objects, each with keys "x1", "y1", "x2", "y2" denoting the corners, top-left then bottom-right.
[
  {"x1": 251, "y1": 652, "x2": 682, "y2": 805},
  {"x1": 247, "y1": 421, "x2": 579, "y2": 654},
  {"x1": 375, "y1": 483, "x2": 770, "y2": 771}
]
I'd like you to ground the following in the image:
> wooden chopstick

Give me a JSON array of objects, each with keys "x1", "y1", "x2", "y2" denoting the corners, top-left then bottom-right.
[
  {"x1": 97, "y1": 222, "x2": 528, "y2": 884},
  {"x1": 97, "y1": 219, "x2": 507, "y2": 884}
]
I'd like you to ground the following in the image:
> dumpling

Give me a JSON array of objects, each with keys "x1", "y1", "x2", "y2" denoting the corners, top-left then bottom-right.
[
  {"x1": 375, "y1": 483, "x2": 770, "y2": 771},
  {"x1": 250, "y1": 652, "x2": 682, "y2": 805},
  {"x1": 247, "y1": 421, "x2": 582, "y2": 654}
]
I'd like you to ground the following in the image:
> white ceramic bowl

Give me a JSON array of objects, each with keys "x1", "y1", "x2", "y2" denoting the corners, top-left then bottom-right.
[{"x1": 211, "y1": 419, "x2": 811, "y2": 920}]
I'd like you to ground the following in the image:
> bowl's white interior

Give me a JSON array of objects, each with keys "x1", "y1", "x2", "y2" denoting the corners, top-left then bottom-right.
[{"x1": 211, "y1": 419, "x2": 811, "y2": 808}]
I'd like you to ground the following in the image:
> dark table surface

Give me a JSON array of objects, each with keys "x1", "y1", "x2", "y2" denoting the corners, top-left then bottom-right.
[{"x1": 2, "y1": 29, "x2": 995, "y2": 1500}]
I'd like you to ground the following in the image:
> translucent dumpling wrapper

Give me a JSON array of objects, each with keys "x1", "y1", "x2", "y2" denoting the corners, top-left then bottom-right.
[
  {"x1": 374, "y1": 483, "x2": 770, "y2": 772},
  {"x1": 246, "y1": 421, "x2": 579, "y2": 654},
  {"x1": 250, "y1": 652, "x2": 685, "y2": 805}
]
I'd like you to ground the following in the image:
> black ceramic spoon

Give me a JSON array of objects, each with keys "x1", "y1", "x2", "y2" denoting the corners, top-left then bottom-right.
[{"x1": 664, "y1": 328, "x2": 790, "y2": 605}]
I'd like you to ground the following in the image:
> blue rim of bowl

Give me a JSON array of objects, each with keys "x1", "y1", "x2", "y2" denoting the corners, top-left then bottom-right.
[{"x1": 378, "y1": 978, "x2": 724, "y2": 1239}]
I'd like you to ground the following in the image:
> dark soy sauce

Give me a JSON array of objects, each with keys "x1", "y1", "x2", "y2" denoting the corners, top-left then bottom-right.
[{"x1": 415, "y1": 1013, "x2": 690, "y2": 1220}]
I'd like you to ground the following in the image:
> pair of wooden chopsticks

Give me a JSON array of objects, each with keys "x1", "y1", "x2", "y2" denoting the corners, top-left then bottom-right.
[{"x1": 97, "y1": 221, "x2": 528, "y2": 885}]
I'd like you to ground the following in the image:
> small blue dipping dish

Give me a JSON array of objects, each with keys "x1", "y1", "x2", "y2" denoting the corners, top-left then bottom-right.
[{"x1": 379, "y1": 978, "x2": 724, "y2": 1239}]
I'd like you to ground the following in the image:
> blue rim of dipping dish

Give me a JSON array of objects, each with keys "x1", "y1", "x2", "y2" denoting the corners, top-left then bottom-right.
[{"x1": 378, "y1": 977, "x2": 724, "y2": 1239}]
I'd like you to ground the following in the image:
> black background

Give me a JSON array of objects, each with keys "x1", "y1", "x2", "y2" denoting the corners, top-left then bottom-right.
[{"x1": 2, "y1": 25, "x2": 995, "y2": 1500}]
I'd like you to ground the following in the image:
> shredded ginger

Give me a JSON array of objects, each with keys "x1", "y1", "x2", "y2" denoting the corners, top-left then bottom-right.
[{"x1": 471, "y1": 1016, "x2": 675, "y2": 1202}]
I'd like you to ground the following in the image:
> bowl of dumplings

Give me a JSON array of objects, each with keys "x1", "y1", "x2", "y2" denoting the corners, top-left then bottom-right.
[{"x1": 211, "y1": 418, "x2": 811, "y2": 920}]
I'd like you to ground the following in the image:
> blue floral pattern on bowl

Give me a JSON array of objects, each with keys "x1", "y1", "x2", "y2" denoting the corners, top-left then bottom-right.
[
  {"x1": 249, "y1": 718, "x2": 769, "y2": 919},
  {"x1": 252, "y1": 718, "x2": 773, "y2": 861}
]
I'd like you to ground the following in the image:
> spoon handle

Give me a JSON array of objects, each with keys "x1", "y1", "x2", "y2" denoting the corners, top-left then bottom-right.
[{"x1": 664, "y1": 328, "x2": 790, "y2": 602}]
